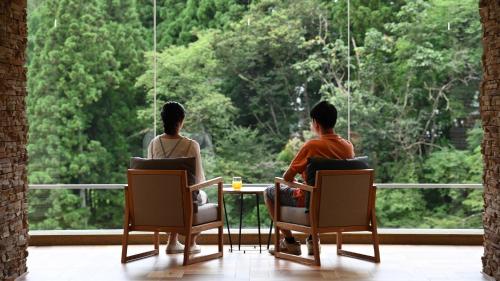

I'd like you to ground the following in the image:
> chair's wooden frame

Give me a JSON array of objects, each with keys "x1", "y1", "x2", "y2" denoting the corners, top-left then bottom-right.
[
  {"x1": 121, "y1": 169, "x2": 224, "y2": 265},
  {"x1": 274, "y1": 169, "x2": 380, "y2": 266}
]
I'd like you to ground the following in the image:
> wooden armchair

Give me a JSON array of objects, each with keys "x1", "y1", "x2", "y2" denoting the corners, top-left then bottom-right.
[
  {"x1": 121, "y1": 169, "x2": 224, "y2": 265},
  {"x1": 273, "y1": 169, "x2": 380, "y2": 266}
]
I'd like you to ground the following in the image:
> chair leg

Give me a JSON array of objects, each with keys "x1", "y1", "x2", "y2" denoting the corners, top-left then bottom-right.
[
  {"x1": 121, "y1": 230, "x2": 160, "y2": 263},
  {"x1": 274, "y1": 227, "x2": 319, "y2": 266},
  {"x1": 371, "y1": 207, "x2": 381, "y2": 262},
  {"x1": 336, "y1": 229, "x2": 380, "y2": 263},
  {"x1": 274, "y1": 223, "x2": 280, "y2": 253},
  {"x1": 218, "y1": 226, "x2": 224, "y2": 254},
  {"x1": 275, "y1": 230, "x2": 320, "y2": 266},
  {"x1": 154, "y1": 231, "x2": 159, "y2": 251},
  {"x1": 336, "y1": 232, "x2": 342, "y2": 255},
  {"x1": 372, "y1": 228, "x2": 381, "y2": 263},
  {"x1": 312, "y1": 233, "x2": 321, "y2": 266},
  {"x1": 183, "y1": 231, "x2": 192, "y2": 266},
  {"x1": 121, "y1": 228, "x2": 129, "y2": 263},
  {"x1": 183, "y1": 228, "x2": 224, "y2": 266}
]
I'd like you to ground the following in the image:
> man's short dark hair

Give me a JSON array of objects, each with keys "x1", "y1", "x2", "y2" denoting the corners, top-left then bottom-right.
[
  {"x1": 161, "y1": 101, "x2": 185, "y2": 135},
  {"x1": 310, "y1": 101, "x2": 337, "y2": 129}
]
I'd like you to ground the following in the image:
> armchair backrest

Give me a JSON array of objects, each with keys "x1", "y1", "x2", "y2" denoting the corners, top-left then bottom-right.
[
  {"x1": 127, "y1": 169, "x2": 188, "y2": 227},
  {"x1": 130, "y1": 157, "x2": 196, "y2": 185},
  {"x1": 305, "y1": 157, "x2": 370, "y2": 212},
  {"x1": 316, "y1": 169, "x2": 374, "y2": 228},
  {"x1": 129, "y1": 157, "x2": 199, "y2": 212}
]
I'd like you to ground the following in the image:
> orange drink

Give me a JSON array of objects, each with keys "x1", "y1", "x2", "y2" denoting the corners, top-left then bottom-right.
[{"x1": 232, "y1": 177, "x2": 242, "y2": 190}]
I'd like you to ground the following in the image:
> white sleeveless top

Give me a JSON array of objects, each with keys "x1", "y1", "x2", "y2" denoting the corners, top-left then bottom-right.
[{"x1": 147, "y1": 135, "x2": 206, "y2": 184}]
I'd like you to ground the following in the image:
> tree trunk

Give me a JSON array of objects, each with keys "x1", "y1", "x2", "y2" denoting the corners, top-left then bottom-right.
[
  {"x1": 479, "y1": 1, "x2": 500, "y2": 279},
  {"x1": 0, "y1": 0, "x2": 29, "y2": 279}
]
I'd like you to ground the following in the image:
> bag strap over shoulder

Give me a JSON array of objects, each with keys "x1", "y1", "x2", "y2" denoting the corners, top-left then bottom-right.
[
  {"x1": 158, "y1": 137, "x2": 166, "y2": 158},
  {"x1": 160, "y1": 137, "x2": 183, "y2": 158},
  {"x1": 184, "y1": 140, "x2": 193, "y2": 155}
]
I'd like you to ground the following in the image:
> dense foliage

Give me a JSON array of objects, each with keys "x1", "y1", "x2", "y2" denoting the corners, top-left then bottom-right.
[{"x1": 27, "y1": 0, "x2": 483, "y2": 230}]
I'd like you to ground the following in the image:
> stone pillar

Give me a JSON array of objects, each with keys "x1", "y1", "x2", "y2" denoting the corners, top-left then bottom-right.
[
  {"x1": 0, "y1": 0, "x2": 29, "y2": 280},
  {"x1": 479, "y1": 1, "x2": 500, "y2": 280}
]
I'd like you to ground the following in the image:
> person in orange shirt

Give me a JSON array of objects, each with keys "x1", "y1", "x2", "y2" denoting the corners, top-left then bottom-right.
[{"x1": 265, "y1": 100, "x2": 354, "y2": 255}]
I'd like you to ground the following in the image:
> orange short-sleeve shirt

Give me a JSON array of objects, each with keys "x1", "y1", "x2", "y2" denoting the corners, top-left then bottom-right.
[{"x1": 287, "y1": 133, "x2": 354, "y2": 205}]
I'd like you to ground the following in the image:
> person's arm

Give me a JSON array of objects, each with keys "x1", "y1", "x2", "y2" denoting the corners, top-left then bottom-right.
[
  {"x1": 193, "y1": 142, "x2": 206, "y2": 183},
  {"x1": 283, "y1": 143, "x2": 309, "y2": 182},
  {"x1": 283, "y1": 168, "x2": 297, "y2": 182},
  {"x1": 147, "y1": 139, "x2": 153, "y2": 159},
  {"x1": 348, "y1": 142, "x2": 355, "y2": 158}
]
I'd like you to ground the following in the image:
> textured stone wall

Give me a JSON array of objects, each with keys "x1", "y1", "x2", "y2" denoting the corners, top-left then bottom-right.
[
  {"x1": 0, "y1": 0, "x2": 29, "y2": 280},
  {"x1": 479, "y1": 0, "x2": 500, "y2": 280}
]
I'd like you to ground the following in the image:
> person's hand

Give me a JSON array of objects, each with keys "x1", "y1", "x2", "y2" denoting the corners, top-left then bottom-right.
[{"x1": 283, "y1": 169, "x2": 296, "y2": 182}]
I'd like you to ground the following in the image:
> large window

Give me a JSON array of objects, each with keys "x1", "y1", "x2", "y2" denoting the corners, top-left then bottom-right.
[
  {"x1": 27, "y1": 0, "x2": 482, "y2": 230},
  {"x1": 346, "y1": 0, "x2": 483, "y2": 228}
]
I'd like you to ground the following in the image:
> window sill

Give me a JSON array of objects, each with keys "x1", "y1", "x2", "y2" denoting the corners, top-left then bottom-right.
[{"x1": 28, "y1": 228, "x2": 483, "y2": 246}]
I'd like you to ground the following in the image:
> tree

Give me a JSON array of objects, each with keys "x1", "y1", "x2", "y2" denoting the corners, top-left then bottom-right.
[
  {"x1": 27, "y1": 0, "x2": 147, "y2": 229},
  {"x1": 137, "y1": 31, "x2": 236, "y2": 139},
  {"x1": 214, "y1": 0, "x2": 331, "y2": 148},
  {"x1": 136, "y1": 0, "x2": 249, "y2": 49},
  {"x1": 316, "y1": 0, "x2": 481, "y2": 182}
]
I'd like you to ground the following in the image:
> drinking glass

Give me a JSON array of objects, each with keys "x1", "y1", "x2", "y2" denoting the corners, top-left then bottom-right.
[{"x1": 232, "y1": 177, "x2": 242, "y2": 190}]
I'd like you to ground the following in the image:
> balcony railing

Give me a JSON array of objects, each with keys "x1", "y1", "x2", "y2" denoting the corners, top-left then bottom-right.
[
  {"x1": 27, "y1": 183, "x2": 484, "y2": 246},
  {"x1": 29, "y1": 183, "x2": 483, "y2": 190}
]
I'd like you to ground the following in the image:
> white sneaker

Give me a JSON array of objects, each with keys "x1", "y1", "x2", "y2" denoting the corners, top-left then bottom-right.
[
  {"x1": 306, "y1": 236, "x2": 321, "y2": 255},
  {"x1": 166, "y1": 241, "x2": 184, "y2": 254},
  {"x1": 189, "y1": 244, "x2": 201, "y2": 254},
  {"x1": 268, "y1": 238, "x2": 301, "y2": 255}
]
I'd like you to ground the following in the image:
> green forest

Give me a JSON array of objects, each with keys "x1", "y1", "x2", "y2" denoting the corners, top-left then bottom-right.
[{"x1": 27, "y1": 0, "x2": 483, "y2": 230}]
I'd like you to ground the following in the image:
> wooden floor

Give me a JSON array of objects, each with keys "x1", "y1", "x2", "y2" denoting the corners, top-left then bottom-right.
[{"x1": 19, "y1": 244, "x2": 490, "y2": 281}]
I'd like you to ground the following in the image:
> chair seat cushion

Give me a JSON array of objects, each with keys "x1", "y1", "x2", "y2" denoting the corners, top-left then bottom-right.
[
  {"x1": 281, "y1": 206, "x2": 310, "y2": 226},
  {"x1": 193, "y1": 203, "x2": 218, "y2": 226}
]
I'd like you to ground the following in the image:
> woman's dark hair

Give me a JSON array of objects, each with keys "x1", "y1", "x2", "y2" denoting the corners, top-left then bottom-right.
[
  {"x1": 310, "y1": 100, "x2": 337, "y2": 129},
  {"x1": 161, "y1": 101, "x2": 185, "y2": 135}
]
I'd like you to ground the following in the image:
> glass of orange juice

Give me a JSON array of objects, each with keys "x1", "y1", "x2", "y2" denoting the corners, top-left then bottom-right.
[{"x1": 232, "y1": 177, "x2": 242, "y2": 190}]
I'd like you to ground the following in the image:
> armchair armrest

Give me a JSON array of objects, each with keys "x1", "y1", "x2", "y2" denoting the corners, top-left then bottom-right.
[
  {"x1": 188, "y1": 177, "x2": 224, "y2": 192},
  {"x1": 274, "y1": 177, "x2": 315, "y2": 192},
  {"x1": 189, "y1": 177, "x2": 224, "y2": 221}
]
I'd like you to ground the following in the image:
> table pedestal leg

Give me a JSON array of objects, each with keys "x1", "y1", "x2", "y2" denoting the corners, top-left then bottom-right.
[
  {"x1": 267, "y1": 220, "x2": 273, "y2": 249},
  {"x1": 238, "y1": 193, "x2": 243, "y2": 251},
  {"x1": 223, "y1": 196, "x2": 232, "y2": 252},
  {"x1": 256, "y1": 193, "x2": 261, "y2": 253}
]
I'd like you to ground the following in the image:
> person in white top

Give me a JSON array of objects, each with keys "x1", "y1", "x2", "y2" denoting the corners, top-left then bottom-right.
[{"x1": 147, "y1": 101, "x2": 207, "y2": 254}]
